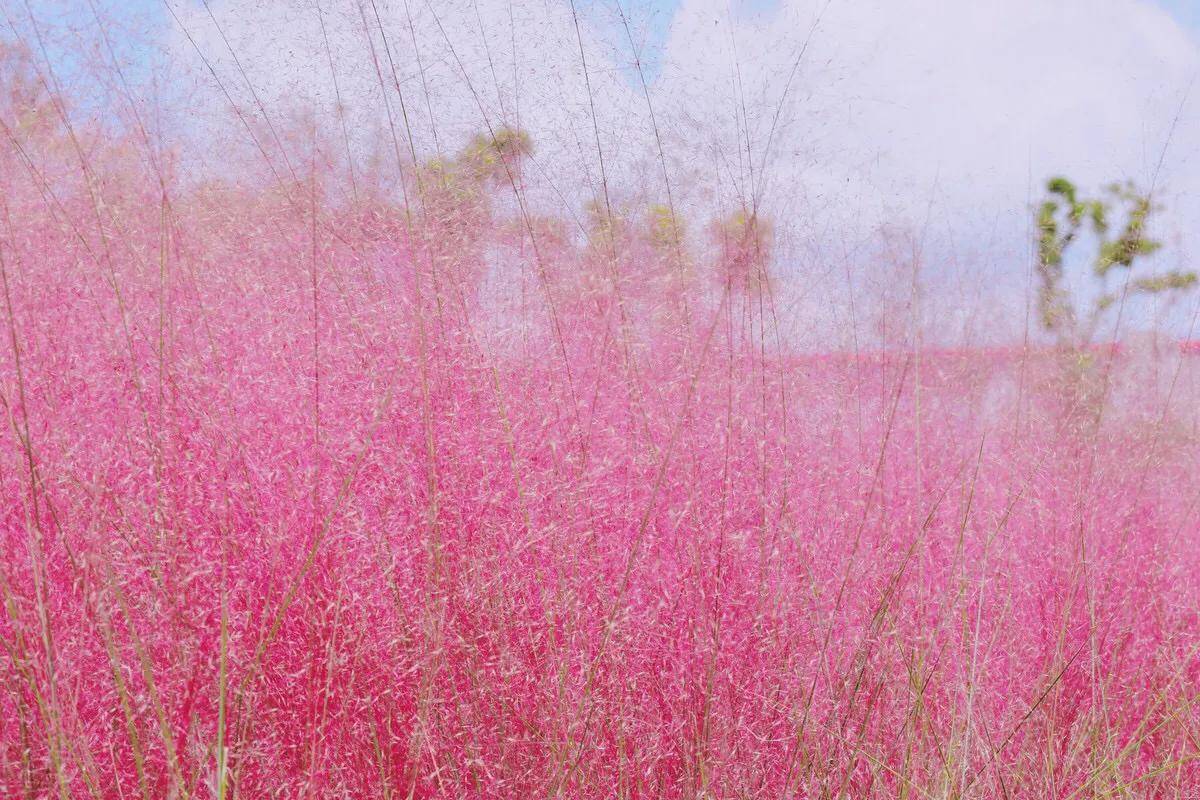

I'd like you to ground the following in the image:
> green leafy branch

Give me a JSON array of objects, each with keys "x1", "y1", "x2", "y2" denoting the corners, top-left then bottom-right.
[{"x1": 1036, "y1": 176, "x2": 1195, "y2": 342}]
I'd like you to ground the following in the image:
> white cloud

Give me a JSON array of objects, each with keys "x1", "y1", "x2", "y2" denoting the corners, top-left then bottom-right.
[
  {"x1": 657, "y1": 0, "x2": 1197, "y2": 219},
  {"x1": 650, "y1": 0, "x2": 1200, "y2": 339}
]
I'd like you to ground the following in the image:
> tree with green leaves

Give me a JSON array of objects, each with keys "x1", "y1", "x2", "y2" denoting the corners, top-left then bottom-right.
[
  {"x1": 1035, "y1": 176, "x2": 1195, "y2": 343},
  {"x1": 646, "y1": 203, "x2": 684, "y2": 255},
  {"x1": 419, "y1": 125, "x2": 532, "y2": 216},
  {"x1": 410, "y1": 126, "x2": 533, "y2": 307}
]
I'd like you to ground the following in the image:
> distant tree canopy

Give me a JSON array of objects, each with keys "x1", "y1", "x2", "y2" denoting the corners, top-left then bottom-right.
[
  {"x1": 0, "y1": 40, "x2": 59, "y2": 140},
  {"x1": 1036, "y1": 176, "x2": 1195, "y2": 341},
  {"x1": 646, "y1": 203, "x2": 684, "y2": 254},
  {"x1": 416, "y1": 125, "x2": 784, "y2": 307},
  {"x1": 420, "y1": 126, "x2": 532, "y2": 206},
  {"x1": 457, "y1": 126, "x2": 532, "y2": 184}
]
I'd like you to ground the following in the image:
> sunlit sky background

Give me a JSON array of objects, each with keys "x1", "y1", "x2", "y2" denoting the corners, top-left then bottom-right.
[
  {"x1": 61, "y1": 1, "x2": 1200, "y2": 34},
  {"x1": 19, "y1": 0, "x2": 1200, "y2": 340},
  {"x1": 43, "y1": 0, "x2": 1200, "y2": 76}
]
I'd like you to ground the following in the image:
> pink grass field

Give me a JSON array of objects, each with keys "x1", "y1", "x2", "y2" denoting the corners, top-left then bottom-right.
[{"x1": 3, "y1": 25, "x2": 1200, "y2": 800}]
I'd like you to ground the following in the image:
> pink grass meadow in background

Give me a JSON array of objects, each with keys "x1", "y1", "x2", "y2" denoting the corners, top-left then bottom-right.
[{"x1": 2, "y1": 4, "x2": 1200, "y2": 798}]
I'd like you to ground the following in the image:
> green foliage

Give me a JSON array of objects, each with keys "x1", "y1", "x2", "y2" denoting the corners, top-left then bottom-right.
[
  {"x1": 422, "y1": 126, "x2": 531, "y2": 190},
  {"x1": 416, "y1": 126, "x2": 533, "y2": 234},
  {"x1": 1131, "y1": 270, "x2": 1197, "y2": 294},
  {"x1": 646, "y1": 203, "x2": 684, "y2": 253},
  {"x1": 1034, "y1": 176, "x2": 1194, "y2": 341},
  {"x1": 584, "y1": 199, "x2": 627, "y2": 252},
  {"x1": 1094, "y1": 182, "x2": 1160, "y2": 277},
  {"x1": 420, "y1": 155, "x2": 479, "y2": 206},
  {"x1": 718, "y1": 209, "x2": 772, "y2": 256},
  {"x1": 459, "y1": 126, "x2": 533, "y2": 183}
]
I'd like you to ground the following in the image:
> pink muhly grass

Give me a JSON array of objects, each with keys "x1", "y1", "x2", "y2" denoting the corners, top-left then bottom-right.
[{"x1": 0, "y1": 20, "x2": 1198, "y2": 800}]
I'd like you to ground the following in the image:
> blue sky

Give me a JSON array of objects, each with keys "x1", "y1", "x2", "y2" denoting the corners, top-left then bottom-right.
[
  {"x1": 36, "y1": 0, "x2": 1200, "y2": 93},
  {"x1": 62, "y1": 0, "x2": 1200, "y2": 65},
  {"x1": 1162, "y1": 0, "x2": 1200, "y2": 29}
]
